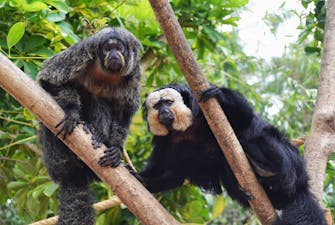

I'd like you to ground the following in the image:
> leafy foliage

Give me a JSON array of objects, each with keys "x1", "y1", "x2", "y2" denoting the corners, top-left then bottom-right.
[
  {"x1": 0, "y1": 0, "x2": 333, "y2": 224},
  {"x1": 298, "y1": 0, "x2": 326, "y2": 54}
]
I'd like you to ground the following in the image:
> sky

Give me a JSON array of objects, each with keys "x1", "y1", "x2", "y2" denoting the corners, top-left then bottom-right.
[{"x1": 237, "y1": 0, "x2": 305, "y2": 59}]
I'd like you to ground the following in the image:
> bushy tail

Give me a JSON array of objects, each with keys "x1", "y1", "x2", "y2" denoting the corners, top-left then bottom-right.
[
  {"x1": 273, "y1": 190, "x2": 327, "y2": 225},
  {"x1": 57, "y1": 183, "x2": 95, "y2": 225}
]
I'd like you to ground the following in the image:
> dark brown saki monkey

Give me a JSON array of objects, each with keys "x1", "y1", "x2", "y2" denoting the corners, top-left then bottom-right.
[
  {"x1": 133, "y1": 84, "x2": 327, "y2": 225},
  {"x1": 38, "y1": 27, "x2": 142, "y2": 225}
]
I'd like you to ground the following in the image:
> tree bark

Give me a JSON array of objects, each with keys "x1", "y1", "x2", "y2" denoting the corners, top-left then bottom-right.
[
  {"x1": 0, "y1": 53, "x2": 180, "y2": 225},
  {"x1": 148, "y1": 1, "x2": 277, "y2": 224},
  {"x1": 304, "y1": 0, "x2": 335, "y2": 223}
]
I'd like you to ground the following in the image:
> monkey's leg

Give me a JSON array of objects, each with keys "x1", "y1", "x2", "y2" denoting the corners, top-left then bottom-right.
[{"x1": 57, "y1": 181, "x2": 95, "y2": 225}]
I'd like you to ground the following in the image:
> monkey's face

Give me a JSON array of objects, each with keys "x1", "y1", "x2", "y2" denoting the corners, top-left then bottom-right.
[
  {"x1": 100, "y1": 39, "x2": 126, "y2": 73},
  {"x1": 96, "y1": 27, "x2": 142, "y2": 77},
  {"x1": 145, "y1": 88, "x2": 193, "y2": 136}
]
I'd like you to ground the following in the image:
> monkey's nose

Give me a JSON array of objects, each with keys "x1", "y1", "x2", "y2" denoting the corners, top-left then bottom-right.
[
  {"x1": 106, "y1": 52, "x2": 123, "y2": 72},
  {"x1": 158, "y1": 111, "x2": 174, "y2": 127}
]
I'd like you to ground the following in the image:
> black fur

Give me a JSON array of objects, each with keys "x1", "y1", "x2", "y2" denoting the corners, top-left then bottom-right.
[
  {"x1": 135, "y1": 84, "x2": 327, "y2": 225},
  {"x1": 38, "y1": 27, "x2": 142, "y2": 225}
]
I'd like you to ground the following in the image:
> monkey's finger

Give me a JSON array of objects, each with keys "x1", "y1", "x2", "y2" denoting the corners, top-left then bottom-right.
[
  {"x1": 98, "y1": 151, "x2": 121, "y2": 166},
  {"x1": 98, "y1": 156, "x2": 121, "y2": 167},
  {"x1": 55, "y1": 127, "x2": 65, "y2": 137},
  {"x1": 99, "y1": 159, "x2": 120, "y2": 167},
  {"x1": 99, "y1": 152, "x2": 120, "y2": 161},
  {"x1": 55, "y1": 116, "x2": 66, "y2": 128},
  {"x1": 103, "y1": 148, "x2": 120, "y2": 154},
  {"x1": 92, "y1": 133, "x2": 104, "y2": 149}
]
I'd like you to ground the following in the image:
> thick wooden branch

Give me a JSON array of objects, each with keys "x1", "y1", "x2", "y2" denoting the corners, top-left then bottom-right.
[
  {"x1": 304, "y1": 0, "x2": 335, "y2": 223},
  {"x1": 148, "y1": 1, "x2": 277, "y2": 224},
  {"x1": 0, "y1": 53, "x2": 180, "y2": 225}
]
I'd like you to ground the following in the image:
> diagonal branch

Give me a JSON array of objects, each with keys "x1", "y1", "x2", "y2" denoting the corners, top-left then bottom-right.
[
  {"x1": 0, "y1": 53, "x2": 180, "y2": 225},
  {"x1": 148, "y1": 1, "x2": 277, "y2": 224}
]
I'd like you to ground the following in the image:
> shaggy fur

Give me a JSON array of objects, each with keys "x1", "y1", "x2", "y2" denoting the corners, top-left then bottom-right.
[
  {"x1": 38, "y1": 27, "x2": 142, "y2": 225},
  {"x1": 135, "y1": 84, "x2": 327, "y2": 225}
]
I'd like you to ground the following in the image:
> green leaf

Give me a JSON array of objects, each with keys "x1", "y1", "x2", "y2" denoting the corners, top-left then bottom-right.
[
  {"x1": 13, "y1": 167, "x2": 28, "y2": 180},
  {"x1": 22, "y1": 1, "x2": 49, "y2": 12},
  {"x1": 43, "y1": 182, "x2": 58, "y2": 197},
  {"x1": 212, "y1": 195, "x2": 225, "y2": 219},
  {"x1": 8, "y1": 181, "x2": 27, "y2": 190},
  {"x1": 46, "y1": 0, "x2": 69, "y2": 13},
  {"x1": 58, "y1": 22, "x2": 80, "y2": 45},
  {"x1": 7, "y1": 22, "x2": 25, "y2": 51},
  {"x1": 23, "y1": 61, "x2": 39, "y2": 79},
  {"x1": 47, "y1": 12, "x2": 66, "y2": 22}
]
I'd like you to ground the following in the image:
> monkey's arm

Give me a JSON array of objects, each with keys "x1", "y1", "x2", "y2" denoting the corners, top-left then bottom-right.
[
  {"x1": 39, "y1": 80, "x2": 82, "y2": 138},
  {"x1": 37, "y1": 40, "x2": 93, "y2": 86},
  {"x1": 200, "y1": 85, "x2": 254, "y2": 132},
  {"x1": 99, "y1": 104, "x2": 138, "y2": 167},
  {"x1": 137, "y1": 170, "x2": 184, "y2": 193},
  {"x1": 131, "y1": 144, "x2": 185, "y2": 193}
]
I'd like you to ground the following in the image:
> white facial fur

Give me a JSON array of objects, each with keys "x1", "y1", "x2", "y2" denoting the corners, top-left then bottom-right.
[{"x1": 146, "y1": 88, "x2": 193, "y2": 136}]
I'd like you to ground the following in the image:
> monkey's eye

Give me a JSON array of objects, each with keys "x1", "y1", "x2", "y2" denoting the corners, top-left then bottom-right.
[
  {"x1": 164, "y1": 100, "x2": 174, "y2": 106},
  {"x1": 153, "y1": 99, "x2": 174, "y2": 110},
  {"x1": 103, "y1": 42, "x2": 124, "y2": 52},
  {"x1": 153, "y1": 102, "x2": 160, "y2": 110}
]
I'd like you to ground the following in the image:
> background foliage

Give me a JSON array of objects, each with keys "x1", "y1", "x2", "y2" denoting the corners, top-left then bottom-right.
[{"x1": 0, "y1": 0, "x2": 334, "y2": 224}]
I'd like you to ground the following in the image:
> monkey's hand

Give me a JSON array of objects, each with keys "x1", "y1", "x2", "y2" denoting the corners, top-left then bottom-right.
[
  {"x1": 98, "y1": 145, "x2": 122, "y2": 167},
  {"x1": 199, "y1": 85, "x2": 221, "y2": 102},
  {"x1": 55, "y1": 111, "x2": 81, "y2": 139}
]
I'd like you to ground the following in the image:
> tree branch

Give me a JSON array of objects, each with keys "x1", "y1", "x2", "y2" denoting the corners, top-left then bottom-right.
[
  {"x1": 148, "y1": 1, "x2": 277, "y2": 224},
  {"x1": 0, "y1": 53, "x2": 179, "y2": 225},
  {"x1": 304, "y1": 0, "x2": 335, "y2": 223}
]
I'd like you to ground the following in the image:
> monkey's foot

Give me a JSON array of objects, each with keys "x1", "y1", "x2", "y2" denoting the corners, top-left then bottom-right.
[
  {"x1": 98, "y1": 146, "x2": 122, "y2": 167},
  {"x1": 83, "y1": 123, "x2": 104, "y2": 149},
  {"x1": 199, "y1": 85, "x2": 221, "y2": 102},
  {"x1": 56, "y1": 112, "x2": 81, "y2": 139}
]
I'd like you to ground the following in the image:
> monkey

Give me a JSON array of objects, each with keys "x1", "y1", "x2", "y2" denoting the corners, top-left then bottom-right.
[
  {"x1": 37, "y1": 27, "x2": 142, "y2": 225},
  {"x1": 133, "y1": 83, "x2": 327, "y2": 225}
]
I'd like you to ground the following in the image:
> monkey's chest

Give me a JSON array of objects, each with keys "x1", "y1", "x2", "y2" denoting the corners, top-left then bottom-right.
[{"x1": 79, "y1": 94, "x2": 123, "y2": 128}]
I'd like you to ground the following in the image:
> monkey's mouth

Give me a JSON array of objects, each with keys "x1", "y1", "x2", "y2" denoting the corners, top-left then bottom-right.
[
  {"x1": 104, "y1": 52, "x2": 125, "y2": 72},
  {"x1": 104, "y1": 58, "x2": 124, "y2": 72},
  {"x1": 158, "y1": 112, "x2": 175, "y2": 131}
]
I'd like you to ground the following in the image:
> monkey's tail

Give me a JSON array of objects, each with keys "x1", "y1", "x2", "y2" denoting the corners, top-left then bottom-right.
[
  {"x1": 57, "y1": 183, "x2": 95, "y2": 225},
  {"x1": 272, "y1": 190, "x2": 327, "y2": 225}
]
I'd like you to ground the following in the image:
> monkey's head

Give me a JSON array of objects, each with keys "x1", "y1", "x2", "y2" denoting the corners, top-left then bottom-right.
[
  {"x1": 94, "y1": 27, "x2": 142, "y2": 77},
  {"x1": 144, "y1": 84, "x2": 199, "y2": 136}
]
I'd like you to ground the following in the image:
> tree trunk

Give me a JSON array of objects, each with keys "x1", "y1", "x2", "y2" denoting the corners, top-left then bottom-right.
[
  {"x1": 148, "y1": 0, "x2": 278, "y2": 224},
  {"x1": 304, "y1": 0, "x2": 335, "y2": 224},
  {"x1": 0, "y1": 53, "x2": 180, "y2": 225}
]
